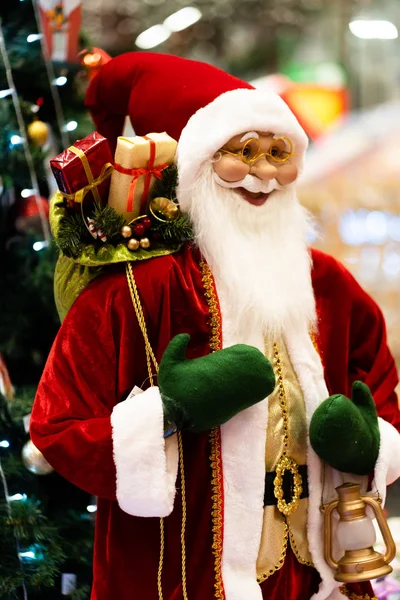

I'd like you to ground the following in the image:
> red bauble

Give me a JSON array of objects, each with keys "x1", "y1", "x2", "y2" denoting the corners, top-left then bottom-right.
[
  {"x1": 133, "y1": 223, "x2": 146, "y2": 237},
  {"x1": 15, "y1": 195, "x2": 49, "y2": 234},
  {"x1": 142, "y1": 217, "x2": 152, "y2": 230}
]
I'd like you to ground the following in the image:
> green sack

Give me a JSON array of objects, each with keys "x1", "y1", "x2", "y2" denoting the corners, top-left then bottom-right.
[{"x1": 50, "y1": 192, "x2": 180, "y2": 321}]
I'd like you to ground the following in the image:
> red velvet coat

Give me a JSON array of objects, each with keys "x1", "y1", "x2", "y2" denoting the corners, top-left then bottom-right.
[{"x1": 31, "y1": 245, "x2": 400, "y2": 600}]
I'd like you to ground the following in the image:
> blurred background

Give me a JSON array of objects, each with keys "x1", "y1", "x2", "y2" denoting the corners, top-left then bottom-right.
[{"x1": 0, "y1": 0, "x2": 399, "y2": 598}]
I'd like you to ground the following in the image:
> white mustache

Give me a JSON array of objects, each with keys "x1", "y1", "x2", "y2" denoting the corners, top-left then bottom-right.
[{"x1": 212, "y1": 172, "x2": 282, "y2": 194}]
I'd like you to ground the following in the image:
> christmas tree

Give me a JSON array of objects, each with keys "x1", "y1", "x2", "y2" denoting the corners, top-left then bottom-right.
[{"x1": 0, "y1": 1, "x2": 95, "y2": 597}]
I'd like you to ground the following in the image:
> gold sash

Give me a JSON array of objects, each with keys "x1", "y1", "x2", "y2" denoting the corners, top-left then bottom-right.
[{"x1": 257, "y1": 338, "x2": 313, "y2": 582}]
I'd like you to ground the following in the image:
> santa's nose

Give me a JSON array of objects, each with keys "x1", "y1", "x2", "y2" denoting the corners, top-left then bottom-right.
[{"x1": 249, "y1": 160, "x2": 279, "y2": 180}]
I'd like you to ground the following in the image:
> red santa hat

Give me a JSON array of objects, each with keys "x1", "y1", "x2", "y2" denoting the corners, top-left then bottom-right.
[{"x1": 86, "y1": 52, "x2": 308, "y2": 190}]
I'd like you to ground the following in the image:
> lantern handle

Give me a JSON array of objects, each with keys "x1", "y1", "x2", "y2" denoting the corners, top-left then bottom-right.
[
  {"x1": 322, "y1": 499, "x2": 339, "y2": 570},
  {"x1": 363, "y1": 496, "x2": 396, "y2": 564}
]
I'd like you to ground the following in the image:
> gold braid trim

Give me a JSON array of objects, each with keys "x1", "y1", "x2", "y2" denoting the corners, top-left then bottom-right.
[
  {"x1": 125, "y1": 264, "x2": 188, "y2": 600},
  {"x1": 288, "y1": 527, "x2": 313, "y2": 567},
  {"x1": 199, "y1": 261, "x2": 222, "y2": 353},
  {"x1": 209, "y1": 428, "x2": 225, "y2": 599},
  {"x1": 339, "y1": 585, "x2": 378, "y2": 600},
  {"x1": 257, "y1": 521, "x2": 289, "y2": 584},
  {"x1": 199, "y1": 260, "x2": 225, "y2": 598}
]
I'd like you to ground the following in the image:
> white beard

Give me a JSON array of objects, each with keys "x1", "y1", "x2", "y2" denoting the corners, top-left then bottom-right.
[{"x1": 177, "y1": 164, "x2": 317, "y2": 340}]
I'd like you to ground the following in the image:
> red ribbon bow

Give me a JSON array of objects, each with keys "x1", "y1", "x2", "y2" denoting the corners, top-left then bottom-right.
[{"x1": 113, "y1": 136, "x2": 169, "y2": 214}]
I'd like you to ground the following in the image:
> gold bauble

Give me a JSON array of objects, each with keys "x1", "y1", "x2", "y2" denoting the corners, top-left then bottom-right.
[
  {"x1": 166, "y1": 204, "x2": 179, "y2": 221},
  {"x1": 150, "y1": 197, "x2": 180, "y2": 222},
  {"x1": 121, "y1": 225, "x2": 132, "y2": 238},
  {"x1": 127, "y1": 238, "x2": 140, "y2": 251},
  {"x1": 27, "y1": 120, "x2": 49, "y2": 147},
  {"x1": 22, "y1": 440, "x2": 54, "y2": 475},
  {"x1": 139, "y1": 237, "x2": 151, "y2": 249},
  {"x1": 83, "y1": 52, "x2": 102, "y2": 69}
]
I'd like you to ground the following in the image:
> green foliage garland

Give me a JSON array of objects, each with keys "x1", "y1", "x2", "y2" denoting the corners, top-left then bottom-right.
[
  {"x1": 55, "y1": 165, "x2": 193, "y2": 259},
  {"x1": 149, "y1": 165, "x2": 193, "y2": 245}
]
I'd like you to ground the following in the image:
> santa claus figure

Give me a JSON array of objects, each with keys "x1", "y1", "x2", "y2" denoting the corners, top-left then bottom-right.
[{"x1": 31, "y1": 53, "x2": 400, "y2": 600}]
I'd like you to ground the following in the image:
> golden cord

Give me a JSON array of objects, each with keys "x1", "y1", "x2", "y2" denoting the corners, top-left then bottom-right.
[
  {"x1": 177, "y1": 432, "x2": 188, "y2": 600},
  {"x1": 157, "y1": 517, "x2": 165, "y2": 600},
  {"x1": 125, "y1": 264, "x2": 188, "y2": 600},
  {"x1": 126, "y1": 262, "x2": 158, "y2": 384}
]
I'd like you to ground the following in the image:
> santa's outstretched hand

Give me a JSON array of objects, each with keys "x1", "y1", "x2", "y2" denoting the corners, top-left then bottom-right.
[
  {"x1": 310, "y1": 381, "x2": 380, "y2": 475},
  {"x1": 159, "y1": 333, "x2": 276, "y2": 433}
]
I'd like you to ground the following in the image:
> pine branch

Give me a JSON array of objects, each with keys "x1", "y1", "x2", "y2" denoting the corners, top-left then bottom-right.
[
  {"x1": 7, "y1": 387, "x2": 36, "y2": 421},
  {"x1": 151, "y1": 165, "x2": 178, "y2": 201},
  {"x1": 151, "y1": 214, "x2": 193, "y2": 245},
  {"x1": 56, "y1": 211, "x2": 91, "y2": 259},
  {"x1": 0, "y1": 392, "x2": 14, "y2": 430},
  {"x1": 71, "y1": 584, "x2": 91, "y2": 600},
  {"x1": 0, "y1": 497, "x2": 65, "y2": 593},
  {"x1": 1, "y1": 454, "x2": 31, "y2": 479},
  {"x1": 92, "y1": 202, "x2": 125, "y2": 243},
  {"x1": 7, "y1": 498, "x2": 53, "y2": 542}
]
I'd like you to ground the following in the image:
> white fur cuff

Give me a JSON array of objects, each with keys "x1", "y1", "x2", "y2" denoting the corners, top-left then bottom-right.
[
  {"x1": 111, "y1": 386, "x2": 179, "y2": 517},
  {"x1": 374, "y1": 417, "x2": 400, "y2": 504}
]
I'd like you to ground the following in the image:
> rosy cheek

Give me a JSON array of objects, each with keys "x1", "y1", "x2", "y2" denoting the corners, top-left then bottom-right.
[
  {"x1": 277, "y1": 164, "x2": 298, "y2": 186},
  {"x1": 213, "y1": 156, "x2": 248, "y2": 182}
]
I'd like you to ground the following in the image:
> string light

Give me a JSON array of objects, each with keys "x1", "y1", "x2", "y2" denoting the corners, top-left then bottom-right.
[
  {"x1": 27, "y1": 33, "x2": 42, "y2": 43},
  {"x1": 0, "y1": 88, "x2": 12, "y2": 98},
  {"x1": 54, "y1": 76, "x2": 67, "y2": 86},
  {"x1": 349, "y1": 20, "x2": 398, "y2": 40},
  {"x1": 135, "y1": 25, "x2": 170, "y2": 49},
  {"x1": 9, "y1": 493, "x2": 27, "y2": 502},
  {"x1": 10, "y1": 135, "x2": 23, "y2": 145},
  {"x1": 21, "y1": 188, "x2": 35, "y2": 198},
  {"x1": 164, "y1": 7, "x2": 202, "y2": 32},
  {"x1": 19, "y1": 549, "x2": 37, "y2": 561},
  {"x1": 0, "y1": 440, "x2": 10, "y2": 448},
  {"x1": 33, "y1": 241, "x2": 48, "y2": 251},
  {"x1": 86, "y1": 504, "x2": 97, "y2": 513},
  {"x1": 64, "y1": 120, "x2": 78, "y2": 132},
  {"x1": 136, "y1": 6, "x2": 202, "y2": 48}
]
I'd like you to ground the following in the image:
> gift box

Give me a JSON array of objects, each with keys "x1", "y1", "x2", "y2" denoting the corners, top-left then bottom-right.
[
  {"x1": 50, "y1": 132, "x2": 113, "y2": 207},
  {"x1": 108, "y1": 132, "x2": 177, "y2": 223}
]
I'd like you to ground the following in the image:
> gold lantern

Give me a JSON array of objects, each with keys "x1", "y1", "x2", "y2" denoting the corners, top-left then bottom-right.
[{"x1": 322, "y1": 482, "x2": 396, "y2": 584}]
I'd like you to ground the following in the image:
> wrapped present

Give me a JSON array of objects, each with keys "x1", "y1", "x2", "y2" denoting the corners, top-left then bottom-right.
[
  {"x1": 108, "y1": 132, "x2": 177, "y2": 223},
  {"x1": 50, "y1": 132, "x2": 113, "y2": 208}
]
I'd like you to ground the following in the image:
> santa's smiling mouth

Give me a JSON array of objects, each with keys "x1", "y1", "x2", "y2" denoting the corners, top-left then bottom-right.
[{"x1": 236, "y1": 187, "x2": 270, "y2": 206}]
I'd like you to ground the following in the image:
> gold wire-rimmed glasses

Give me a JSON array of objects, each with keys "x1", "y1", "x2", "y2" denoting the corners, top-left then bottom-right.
[{"x1": 217, "y1": 136, "x2": 295, "y2": 165}]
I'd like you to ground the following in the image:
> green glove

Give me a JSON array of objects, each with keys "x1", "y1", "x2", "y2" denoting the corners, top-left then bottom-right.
[
  {"x1": 309, "y1": 381, "x2": 380, "y2": 475},
  {"x1": 158, "y1": 333, "x2": 275, "y2": 433}
]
